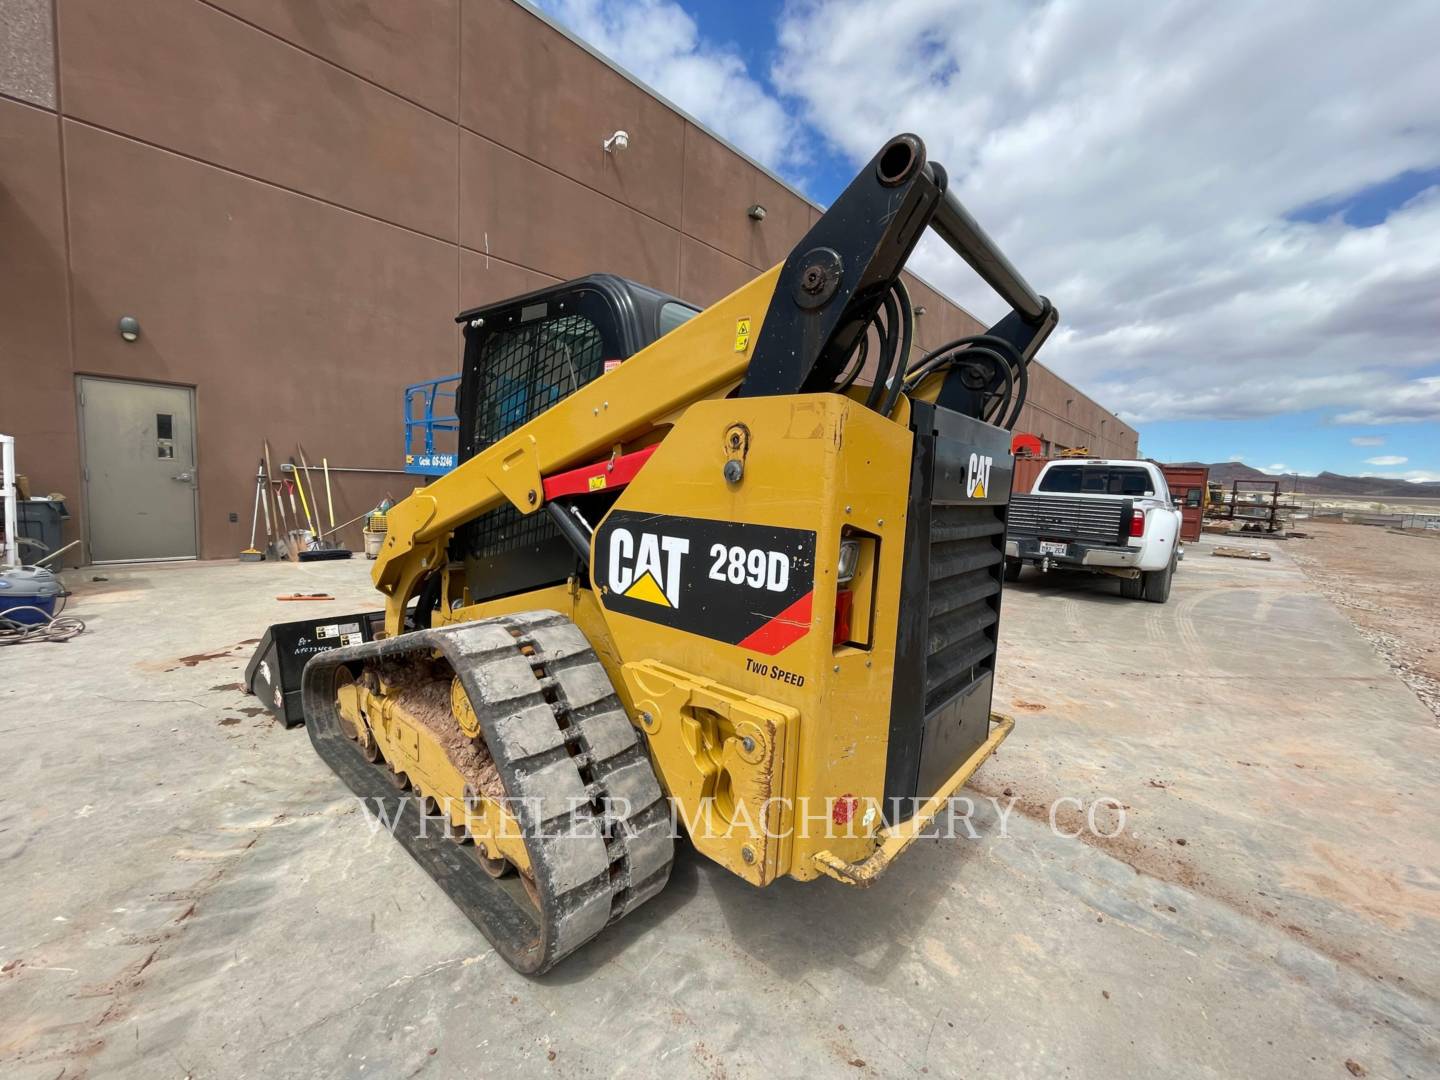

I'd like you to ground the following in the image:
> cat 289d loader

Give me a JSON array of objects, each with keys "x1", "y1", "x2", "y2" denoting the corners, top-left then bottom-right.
[{"x1": 295, "y1": 133, "x2": 1056, "y2": 973}]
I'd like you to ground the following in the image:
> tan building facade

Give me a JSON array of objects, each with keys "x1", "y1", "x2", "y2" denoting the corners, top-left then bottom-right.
[{"x1": 0, "y1": 0, "x2": 1137, "y2": 562}]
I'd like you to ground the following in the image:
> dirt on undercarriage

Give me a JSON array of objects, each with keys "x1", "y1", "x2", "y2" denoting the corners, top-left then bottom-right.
[
  {"x1": 1288, "y1": 520, "x2": 1440, "y2": 720},
  {"x1": 373, "y1": 659, "x2": 506, "y2": 800}
]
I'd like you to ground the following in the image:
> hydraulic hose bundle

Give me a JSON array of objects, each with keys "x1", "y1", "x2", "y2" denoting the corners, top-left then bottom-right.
[
  {"x1": 829, "y1": 277, "x2": 1029, "y2": 431},
  {"x1": 830, "y1": 278, "x2": 915, "y2": 411},
  {"x1": 902, "y1": 332, "x2": 1029, "y2": 430}
]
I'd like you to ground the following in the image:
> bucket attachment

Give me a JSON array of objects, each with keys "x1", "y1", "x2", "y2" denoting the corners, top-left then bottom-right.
[{"x1": 245, "y1": 610, "x2": 383, "y2": 727}]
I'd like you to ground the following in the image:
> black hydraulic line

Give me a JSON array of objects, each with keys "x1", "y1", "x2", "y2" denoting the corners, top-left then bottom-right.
[
  {"x1": 413, "y1": 570, "x2": 443, "y2": 629},
  {"x1": 989, "y1": 355, "x2": 1016, "y2": 426},
  {"x1": 915, "y1": 346, "x2": 1013, "y2": 420},
  {"x1": 834, "y1": 319, "x2": 872, "y2": 392},
  {"x1": 864, "y1": 288, "x2": 901, "y2": 411},
  {"x1": 902, "y1": 333, "x2": 1028, "y2": 428},
  {"x1": 904, "y1": 335, "x2": 1021, "y2": 389},
  {"x1": 878, "y1": 278, "x2": 915, "y2": 417},
  {"x1": 545, "y1": 502, "x2": 592, "y2": 572},
  {"x1": 926, "y1": 163, "x2": 1047, "y2": 324}
]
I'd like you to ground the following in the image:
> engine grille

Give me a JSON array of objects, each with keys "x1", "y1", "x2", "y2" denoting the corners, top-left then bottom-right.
[
  {"x1": 884, "y1": 400, "x2": 1014, "y2": 817},
  {"x1": 1007, "y1": 494, "x2": 1127, "y2": 545},
  {"x1": 924, "y1": 506, "x2": 1004, "y2": 713}
]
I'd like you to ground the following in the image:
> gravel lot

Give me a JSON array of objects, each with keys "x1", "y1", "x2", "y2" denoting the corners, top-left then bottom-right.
[{"x1": 1289, "y1": 521, "x2": 1440, "y2": 719}]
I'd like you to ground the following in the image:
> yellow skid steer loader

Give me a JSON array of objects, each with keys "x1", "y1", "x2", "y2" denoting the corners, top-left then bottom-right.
[{"x1": 260, "y1": 134, "x2": 1057, "y2": 973}]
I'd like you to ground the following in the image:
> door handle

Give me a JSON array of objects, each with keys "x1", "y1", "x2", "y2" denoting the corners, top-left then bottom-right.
[{"x1": 172, "y1": 472, "x2": 193, "y2": 482}]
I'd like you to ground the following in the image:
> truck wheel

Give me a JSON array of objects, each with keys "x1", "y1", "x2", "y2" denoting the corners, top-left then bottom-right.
[
  {"x1": 1142, "y1": 555, "x2": 1175, "y2": 604},
  {"x1": 1119, "y1": 574, "x2": 1145, "y2": 600},
  {"x1": 1004, "y1": 558, "x2": 1023, "y2": 582}
]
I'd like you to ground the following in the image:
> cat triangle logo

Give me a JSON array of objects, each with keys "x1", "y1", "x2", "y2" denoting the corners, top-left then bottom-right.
[
  {"x1": 608, "y1": 528, "x2": 689, "y2": 608},
  {"x1": 966, "y1": 452, "x2": 994, "y2": 499},
  {"x1": 623, "y1": 570, "x2": 672, "y2": 607}
]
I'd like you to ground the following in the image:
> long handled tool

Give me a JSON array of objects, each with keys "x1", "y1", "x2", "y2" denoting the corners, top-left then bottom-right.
[
  {"x1": 240, "y1": 460, "x2": 264, "y2": 561},
  {"x1": 259, "y1": 456, "x2": 274, "y2": 552},
  {"x1": 286, "y1": 480, "x2": 301, "y2": 540},
  {"x1": 299, "y1": 444, "x2": 350, "y2": 556},
  {"x1": 314, "y1": 505, "x2": 373, "y2": 542},
  {"x1": 264, "y1": 440, "x2": 300, "y2": 563},
  {"x1": 322, "y1": 457, "x2": 335, "y2": 529},
  {"x1": 290, "y1": 456, "x2": 317, "y2": 541}
]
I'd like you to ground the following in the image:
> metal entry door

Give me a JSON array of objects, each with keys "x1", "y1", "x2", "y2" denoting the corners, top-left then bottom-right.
[{"x1": 78, "y1": 377, "x2": 198, "y2": 562}]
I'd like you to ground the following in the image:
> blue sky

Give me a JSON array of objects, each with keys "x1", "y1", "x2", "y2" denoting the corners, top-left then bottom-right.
[
  {"x1": 1139, "y1": 412, "x2": 1431, "y2": 477},
  {"x1": 536, "y1": 1, "x2": 1440, "y2": 481}
]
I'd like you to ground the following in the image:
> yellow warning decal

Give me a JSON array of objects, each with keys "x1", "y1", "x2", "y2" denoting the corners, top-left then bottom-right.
[
  {"x1": 588, "y1": 474, "x2": 607, "y2": 491},
  {"x1": 734, "y1": 317, "x2": 752, "y2": 352},
  {"x1": 623, "y1": 570, "x2": 671, "y2": 607}
]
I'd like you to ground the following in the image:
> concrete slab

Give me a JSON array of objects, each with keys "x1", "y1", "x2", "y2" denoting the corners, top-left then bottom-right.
[{"x1": 2, "y1": 541, "x2": 1436, "y2": 1078}]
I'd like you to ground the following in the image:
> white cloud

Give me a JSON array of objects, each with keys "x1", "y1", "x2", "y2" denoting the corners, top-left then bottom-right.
[
  {"x1": 1364, "y1": 469, "x2": 1440, "y2": 483},
  {"x1": 1350, "y1": 436, "x2": 1386, "y2": 446},
  {"x1": 1334, "y1": 377, "x2": 1440, "y2": 425},
  {"x1": 536, "y1": 0, "x2": 807, "y2": 173},
  {"x1": 1261, "y1": 463, "x2": 1290, "y2": 474},
  {"x1": 1227, "y1": 454, "x2": 1245, "y2": 462},
  {"x1": 1365, "y1": 455, "x2": 1409, "y2": 465},
  {"x1": 771, "y1": 0, "x2": 1440, "y2": 425}
]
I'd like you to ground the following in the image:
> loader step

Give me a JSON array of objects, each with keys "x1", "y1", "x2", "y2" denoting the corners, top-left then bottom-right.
[{"x1": 299, "y1": 611, "x2": 673, "y2": 974}]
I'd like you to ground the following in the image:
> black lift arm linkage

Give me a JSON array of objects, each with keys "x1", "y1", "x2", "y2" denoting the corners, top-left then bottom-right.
[{"x1": 737, "y1": 133, "x2": 1058, "y2": 415}]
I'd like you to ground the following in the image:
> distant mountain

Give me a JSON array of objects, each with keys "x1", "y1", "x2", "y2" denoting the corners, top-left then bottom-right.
[{"x1": 1165, "y1": 462, "x2": 1440, "y2": 497}]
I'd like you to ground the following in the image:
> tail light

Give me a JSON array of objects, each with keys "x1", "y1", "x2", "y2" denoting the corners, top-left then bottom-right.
[
  {"x1": 833, "y1": 539, "x2": 861, "y2": 645},
  {"x1": 1129, "y1": 509, "x2": 1145, "y2": 537},
  {"x1": 833, "y1": 590, "x2": 854, "y2": 646}
]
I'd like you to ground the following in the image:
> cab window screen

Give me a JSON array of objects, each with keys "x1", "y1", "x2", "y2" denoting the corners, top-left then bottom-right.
[
  {"x1": 472, "y1": 314, "x2": 604, "y2": 451},
  {"x1": 1038, "y1": 465, "x2": 1154, "y2": 496}
]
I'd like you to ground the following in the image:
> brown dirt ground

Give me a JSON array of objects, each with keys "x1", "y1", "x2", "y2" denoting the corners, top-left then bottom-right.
[{"x1": 1288, "y1": 520, "x2": 1440, "y2": 719}]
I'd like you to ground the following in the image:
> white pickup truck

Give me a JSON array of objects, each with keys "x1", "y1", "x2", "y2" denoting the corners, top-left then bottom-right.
[{"x1": 1005, "y1": 459, "x2": 1183, "y2": 603}]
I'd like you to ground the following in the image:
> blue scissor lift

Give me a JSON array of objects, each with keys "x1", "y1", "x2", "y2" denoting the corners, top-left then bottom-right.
[{"x1": 403, "y1": 375, "x2": 461, "y2": 476}]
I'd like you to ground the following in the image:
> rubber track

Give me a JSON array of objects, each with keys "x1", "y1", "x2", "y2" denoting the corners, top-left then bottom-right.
[{"x1": 301, "y1": 610, "x2": 673, "y2": 974}]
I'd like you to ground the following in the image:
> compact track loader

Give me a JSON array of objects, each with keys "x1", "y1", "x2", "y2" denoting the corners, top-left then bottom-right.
[{"x1": 273, "y1": 134, "x2": 1057, "y2": 973}]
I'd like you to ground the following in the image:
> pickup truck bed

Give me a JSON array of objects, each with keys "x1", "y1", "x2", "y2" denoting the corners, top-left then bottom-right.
[{"x1": 1008, "y1": 493, "x2": 1133, "y2": 547}]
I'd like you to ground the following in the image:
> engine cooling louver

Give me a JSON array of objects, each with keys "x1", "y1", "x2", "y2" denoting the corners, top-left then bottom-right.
[
  {"x1": 924, "y1": 506, "x2": 1003, "y2": 713},
  {"x1": 884, "y1": 401, "x2": 1013, "y2": 821}
]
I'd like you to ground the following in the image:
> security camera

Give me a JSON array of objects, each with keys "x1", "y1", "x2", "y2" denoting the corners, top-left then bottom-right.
[{"x1": 603, "y1": 130, "x2": 630, "y2": 153}]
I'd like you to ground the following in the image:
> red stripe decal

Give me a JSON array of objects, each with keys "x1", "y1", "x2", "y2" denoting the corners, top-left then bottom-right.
[
  {"x1": 736, "y1": 591, "x2": 814, "y2": 656},
  {"x1": 543, "y1": 444, "x2": 659, "y2": 500}
]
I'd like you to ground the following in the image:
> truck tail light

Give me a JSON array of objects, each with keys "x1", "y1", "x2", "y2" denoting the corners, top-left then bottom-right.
[
  {"x1": 833, "y1": 590, "x2": 854, "y2": 646},
  {"x1": 1129, "y1": 509, "x2": 1145, "y2": 537}
]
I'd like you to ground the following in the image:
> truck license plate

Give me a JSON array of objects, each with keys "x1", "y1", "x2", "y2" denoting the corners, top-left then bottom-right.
[{"x1": 1039, "y1": 541, "x2": 1069, "y2": 557}]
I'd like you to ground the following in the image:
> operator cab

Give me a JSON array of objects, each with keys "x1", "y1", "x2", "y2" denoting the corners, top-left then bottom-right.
[{"x1": 453, "y1": 275, "x2": 699, "y2": 605}]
